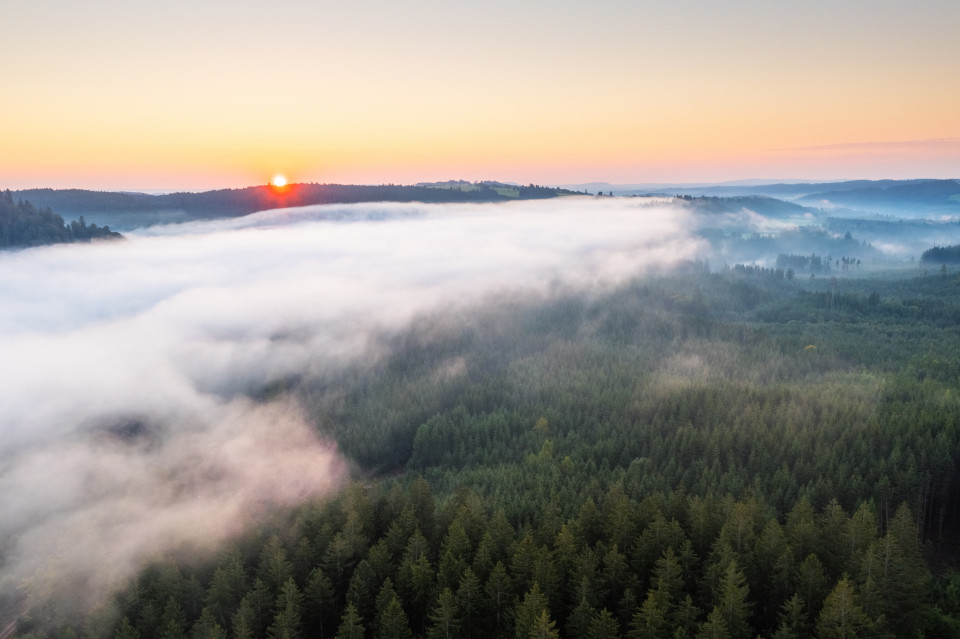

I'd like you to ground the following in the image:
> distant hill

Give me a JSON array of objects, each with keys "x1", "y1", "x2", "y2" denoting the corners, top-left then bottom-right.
[
  {"x1": 680, "y1": 194, "x2": 817, "y2": 218},
  {"x1": 0, "y1": 190, "x2": 122, "y2": 249},
  {"x1": 14, "y1": 183, "x2": 578, "y2": 231},
  {"x1": 580, "y1": 179, "x2": 959, "y2": 207},
  {"x1": 559, "y1": 178, "x2": 960, "y2": 220},
  {"x1": 797, "y1": 179, "x2": 960, "y2": 216},
  {"x1": 558, "y1": 179, "x2": 847, "y2": 196}
]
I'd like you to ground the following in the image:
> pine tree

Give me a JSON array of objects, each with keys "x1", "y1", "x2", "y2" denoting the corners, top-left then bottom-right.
[
  {"x1": 206, "y1": 567, "x2": 240, "y2": 628},
  {"x1": 442, "y1": 519, "x2": 472, "y2": 560},
  {"x1": 511, "y1": 532, "x2": 538, "y2": 595},
  {"x1": 515, "y1": 583, "x2": 550, "y2": 639},
  {"x1": 651, "y1": 547, "x2": 684, "y2": 609},
  {"x1": 159, "y1": 597, "x2": 187, "y2": 639},
  {"x1": 858, "y1": 505, "x2": 929, "y2": 637},
  {"x1": 750, "y1": 518, "x2": 790, "y2": 630},
  {"x1": 696, "y1": 607, "x2": 730, "y2": 639},
  {"x1": 566, "y1": 597, "x2": 596, "y2": 639},
  {"x1": 551, "y1": 524, "x2": 578, "y2": 587},
  {"x1": 291, "y1": 536, "x2": 316, "y2": 585},
  {"x1": 426, "y1": 587, "x2": 461, "y2": 639},
  {"x1": 528, "y1": 610, "x2": 560, "y2": 639},
  {"x1": 346, "y1": 559, "x2": 375, "y2": 620},
  {"x1": 409, "y1": 476, "x2": 437, "y2": 539},
  {"x1": 438, "y1": 519, "x2": 471, "y2": 591},
  {"x1": 785, "y1": 497, "x2": 818, "y2": 562},
  {"x1": 771, "y1": 594, "x2": 808, "y2": 639},
  {"x1": 587, "y1": 607, "x2": 620, "y2": 639},
  {"x1": 485, "y1": 561, "x2": 514, "y2": 636},
  {"x1": 378, "y1": 596, "x2": 413, "y2": 639},
  {"x1": 324, "y1": 532, "x2": 357, "y2": 592},
  {"x1": 259, "y1": 536, "x2": 294, "y2": 595},
  {"x1": 303, "y1": 567, "x2": 336, "y2": 638},
  {"x1": 670, "y1": 595, "x2": 700, "y2": 638},
  {"x1": 267, "y1": 579, "x2": 303, "y2": 639},
  {"x1": 231, "y1": 599, "x2": 255, "y2": 639},
  {"x1": 334, "y1": 603, "x2": 365, "y2": 639},
  {"x1": 846, "y1": 502, "x2": 877, "y2": 565},
  {"x1": 627, "y1": 590, "x2": 669, "y2": 639},
  {"x1": 815, "y1": 577, "x2": 872, "y2": 638},
  {"x1": 191, "y1": 608, "x2": 227, "y2": 639},
  {"x1": 718, "y1": 501, "x2": 759, "y2": 556},
  {"x1": 715, "y1": 560, "x2": 751, "y2": 639},
  {"x1": 472, "y1": 533, "x2": 496, "y2": 581},
  {"x1": 367, "y1": 539, "x2": 396, "y2": 586},
  {"x1": 600, "y1": 545, "x2": 629, "y2": 609},
  {"x1": 795, "y1": 554, "x2": 829, "y2": 616},
  {"x1": 115, "y1": 617, "x2": 141, "y2": 639},
  {"x1": 457, "y1": 567, "x2": 483, "y2": 637},
  {"x1": 818, "y1": 499, "x2": 850, "y2": 578},
  {"x1": 374, "y1": 579, "x2": 400, "y2": 637},
  {"x1": 438, "y1": 549, "x2": 466, "y2": 593},
  {"x1": 399, "y1": 550, "x2": 434, "y2": 633}
]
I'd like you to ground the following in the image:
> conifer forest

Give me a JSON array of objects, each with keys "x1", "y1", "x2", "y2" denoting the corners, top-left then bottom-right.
[{"x1": 15, "y1": 260, "x2": 960, "y2": 638}]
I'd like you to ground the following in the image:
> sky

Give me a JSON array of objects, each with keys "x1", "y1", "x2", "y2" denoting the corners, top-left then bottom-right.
[{"x1": 2, "y1": 0, "x2": 959, "y2": 190}]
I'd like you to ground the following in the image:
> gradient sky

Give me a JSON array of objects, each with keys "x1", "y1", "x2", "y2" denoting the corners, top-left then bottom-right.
[{"x1": 2, "y1": 0, "x2": 959, "y2": 190}]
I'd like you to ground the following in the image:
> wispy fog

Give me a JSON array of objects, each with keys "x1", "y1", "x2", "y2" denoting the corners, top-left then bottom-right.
[{"x1": 0, "y1": 197, "x2": 701, "y2": 614}]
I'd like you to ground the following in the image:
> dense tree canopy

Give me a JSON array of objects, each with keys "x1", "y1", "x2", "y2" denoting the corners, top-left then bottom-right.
[{"x1": 14, "y1": 266, "x2": 960, "y2": 637}]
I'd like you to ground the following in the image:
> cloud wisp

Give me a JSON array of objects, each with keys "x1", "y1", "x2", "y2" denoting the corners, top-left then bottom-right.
[
  {"x1": 0, "y1": 197, "x2": 700, "y2": 615},
  {"x1": 775, "y1": 137, "x2": 960, "y2": 154}
]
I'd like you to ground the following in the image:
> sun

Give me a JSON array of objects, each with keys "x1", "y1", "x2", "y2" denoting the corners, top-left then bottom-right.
[{"x1": 271, "y1": 174, "x2": 288, "y2": 188}]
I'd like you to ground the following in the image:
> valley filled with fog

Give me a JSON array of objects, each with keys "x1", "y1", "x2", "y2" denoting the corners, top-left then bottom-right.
[{"x1": 4, "y1": 192, "x2": 960, "y2": 637}]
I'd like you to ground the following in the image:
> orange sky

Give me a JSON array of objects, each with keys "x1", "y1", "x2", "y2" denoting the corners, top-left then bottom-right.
[{"x1": 2, "y1": 0, "x2": 958, "y2": 190}]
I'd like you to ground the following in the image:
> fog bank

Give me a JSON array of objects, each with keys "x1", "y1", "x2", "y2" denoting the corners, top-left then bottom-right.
[{"x1": 0, "y1": 197, "x2": 700, "y2": 614}]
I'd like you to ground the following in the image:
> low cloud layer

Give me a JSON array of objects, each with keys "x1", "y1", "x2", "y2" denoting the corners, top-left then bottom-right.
[{"x1": 0, "y1": 197, "x2": 700, "y2": 614}]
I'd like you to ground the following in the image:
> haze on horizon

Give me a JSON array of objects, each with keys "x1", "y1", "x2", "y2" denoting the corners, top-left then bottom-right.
[{"x1": 2, "y1": 0, "x2": 959, "y2": 192}]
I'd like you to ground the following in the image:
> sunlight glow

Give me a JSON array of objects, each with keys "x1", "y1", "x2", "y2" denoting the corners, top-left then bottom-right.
[{"x1": 271, "y1": 174, "x2": 287, "y2": 188}]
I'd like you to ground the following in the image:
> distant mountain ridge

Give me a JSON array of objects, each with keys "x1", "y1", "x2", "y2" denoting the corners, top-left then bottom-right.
[
  {"x1": 796, "y1": 179, "x2": 960, "y2": 215},
  {"x1": 13, "y1": 182, "x2": 576, "y2": 231},
  {"x1": 12, "y1": 178, "x2": 960, "y2": 233},
  {"x1": 570, "y1": 178, "x2": 960, "y2": 218}
]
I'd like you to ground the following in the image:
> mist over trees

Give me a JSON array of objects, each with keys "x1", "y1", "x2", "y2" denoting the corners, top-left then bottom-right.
[
  {"x1": 0, "y1": 190, "x2": 121, "y2": 248},
  {"x1": 14, "y1": 264, "x2": 960, "y2": 638},
  {"x1": 6, "y1": 189, "x2": 960, "y2": 638},
  {"x1": 615, "y1": 179, "x2": 960, "y2": 218}
]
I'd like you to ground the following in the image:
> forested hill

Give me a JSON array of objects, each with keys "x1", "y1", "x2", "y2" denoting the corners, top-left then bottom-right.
[
  {"x1": 13, "y1": 183, "x2": 575, "y2": 228},
  {"x1": 607, "y1": 179, "x2": 960, "y2": 212},
  {"x1": 796, "y1": 179, "x2": 960, "y2": 216},
  {"x1": 0, "y1": 190, "x2": 121, "y2": 249},
  {"x1": 678, "y1": 195, "x2": 814, "y2": 219}
]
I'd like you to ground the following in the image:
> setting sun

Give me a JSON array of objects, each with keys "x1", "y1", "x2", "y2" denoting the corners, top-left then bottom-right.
[{"x1": 271, "y1": 174, "x2": 287, "y2": 188}]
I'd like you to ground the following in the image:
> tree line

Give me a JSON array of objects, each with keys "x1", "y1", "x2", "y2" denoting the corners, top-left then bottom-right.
[
  {"x1": 0, "y1": 190, "x2": 121, "y2": 249},
  {"x1": 12, "y1": 183, "x2": 575, "y2": 224},
  {"x1": 921, "y1": 245, "x2": 960, "y2": 264}
]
